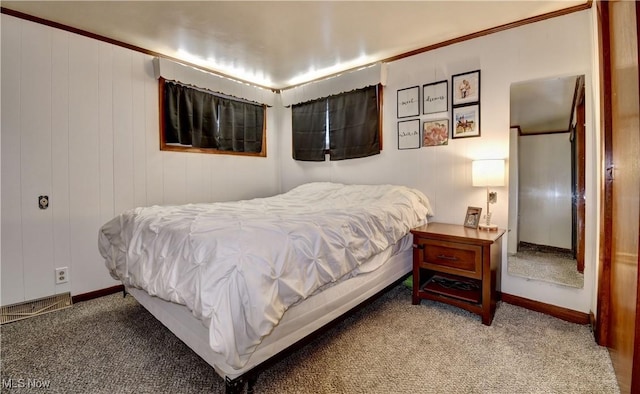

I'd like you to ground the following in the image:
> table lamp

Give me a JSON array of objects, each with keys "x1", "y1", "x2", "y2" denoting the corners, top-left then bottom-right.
[{"x1": 472, "y1": 159, "x2": 505, "y2": 231}]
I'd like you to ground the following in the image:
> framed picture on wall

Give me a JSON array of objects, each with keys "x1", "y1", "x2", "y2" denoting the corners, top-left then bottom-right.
[
  {"x1": 452, "y1": 104, "x2": 480, "y2": 138},
  {"x1": 423, "y1": 80, "x2": 448, "y2": 115},
  {"x1": 422, "y1": 119, "x2": 449, "y2": 146},
  {"x1": 452, "y1": 70, "x2": 480, "y2": 106},
  {"x1": 464, "y1": 206, "x2": 482, "y2": 229},
  {"x1": 397, "y1": 86, "x2": 420, "y2": 118},
  {"x1": 397, "y1": 119, "x2": 420, "y2": 149}
]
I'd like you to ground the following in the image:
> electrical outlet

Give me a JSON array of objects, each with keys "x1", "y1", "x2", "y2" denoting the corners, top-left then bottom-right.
[
  {"x1": 55, "y1": 267, "x2": 69, "y2": 284},
  {"x1": 38, "y1": 195, "x2": 49, "y2": 209}
]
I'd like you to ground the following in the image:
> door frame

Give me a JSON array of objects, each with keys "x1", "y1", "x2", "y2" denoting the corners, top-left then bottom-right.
[
  {"x1": 570, "y1": 76, "x2": 586, "y2": 273},
  {"x1": 594, "y1": 0, "x2": 613, "y2": 349},
  {"x1": 595, "y1": 1, "x2": 640, "y2": 392}
]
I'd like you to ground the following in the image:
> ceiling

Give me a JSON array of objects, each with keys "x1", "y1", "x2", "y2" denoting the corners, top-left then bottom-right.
[
  {"x1": 510, "y1": 75, "x2": 581, "y2": 135},
  {"x1": 2, "y1": 1, "x2": 587, "y2": 90}
]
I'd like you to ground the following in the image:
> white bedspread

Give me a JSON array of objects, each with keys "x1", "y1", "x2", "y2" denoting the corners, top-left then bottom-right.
[{"x1": 98, "y1": 182, "x2": 432, "y2": 368}]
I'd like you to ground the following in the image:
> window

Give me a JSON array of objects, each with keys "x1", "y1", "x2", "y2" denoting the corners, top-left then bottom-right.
[
  {"x1": 292, "y1": 85, "x2": 382, "y2": 161},
  {"x1": 159, "y1": 78, "x2": 266, "y2": 156}
]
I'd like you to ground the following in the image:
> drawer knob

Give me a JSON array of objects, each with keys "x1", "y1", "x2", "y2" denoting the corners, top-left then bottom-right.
[{"x1": 437, "y1": 254, "x2": 458, "y2": 261}]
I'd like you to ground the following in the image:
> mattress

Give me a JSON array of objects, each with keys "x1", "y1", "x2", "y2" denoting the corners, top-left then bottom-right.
[
  {"x1": 126, "y1": 234, "x2": 413, "y2": 380},
  {"x1": 99, "y1": 182, "x2": 432, "y2": 369}
]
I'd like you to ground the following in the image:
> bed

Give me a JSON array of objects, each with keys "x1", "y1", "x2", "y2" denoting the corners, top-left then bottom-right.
[{"x1": 98, "y1": 182, "x2": 433, "y2": 392}]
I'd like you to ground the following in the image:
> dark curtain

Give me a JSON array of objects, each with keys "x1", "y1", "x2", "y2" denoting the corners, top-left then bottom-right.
[
  {"x1": 164, "y1": 81, "x2": 218, "y2": 148},
  {"x1": 163, "y1": 80, "x2": 264, "y2": 153},
  {"x1": 328, "y1": 85, "x2": 380, "y2": 160},
  {"x1": 164, "y1": 81, "x2": 190, "y2": 145},
  {"x1": 292, "y1": 98, "x2": 328, "y2": 161},
  {"x1": 241, "y1": 103, "x2": 264, "y2": 153},
  {"x1": 218, "y1": 99, "x2": 264, "y2": 153},
  {"x1": 197, "y1": 92, "x2": 219, "y2": 148}
]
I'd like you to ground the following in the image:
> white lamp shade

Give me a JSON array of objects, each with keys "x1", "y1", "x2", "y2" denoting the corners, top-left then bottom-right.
[{"x1": 472, "y1": 159, "x2": 505, "y2": 187}]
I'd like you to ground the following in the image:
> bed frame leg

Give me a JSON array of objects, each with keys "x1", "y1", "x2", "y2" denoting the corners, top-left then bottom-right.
[
  {"x1": 246, "y1": 375, "x2": 257, "y2": 393},
  {"x1": 224, "y1": 374, "x2": 258, "y2": 394},
  {"x1": 224, "y1": 376, "x2": 244, "y2": 394}
]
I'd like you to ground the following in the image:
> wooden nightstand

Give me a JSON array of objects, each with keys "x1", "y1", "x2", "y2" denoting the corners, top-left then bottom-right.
[{"x1": 410, "y1": 222, "x2": 505, "y2": 325}]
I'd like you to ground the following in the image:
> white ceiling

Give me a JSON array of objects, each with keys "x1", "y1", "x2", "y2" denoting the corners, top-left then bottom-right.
[
  {"x1": 2, "y1": 1, "x2": 586, "y2": 90},
  {"x1": 510, "y1": 75, "x2": 580, "y2": 135}
]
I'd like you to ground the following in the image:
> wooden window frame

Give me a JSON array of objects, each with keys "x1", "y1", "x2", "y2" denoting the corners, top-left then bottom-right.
[{"x1": 158, "y1": 77, "x2": 267, "y2": 157}]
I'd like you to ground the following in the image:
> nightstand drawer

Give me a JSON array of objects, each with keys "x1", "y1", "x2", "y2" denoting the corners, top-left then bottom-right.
[{"x1": 418, "y1": 239, "x2": 482, "y2": 279}]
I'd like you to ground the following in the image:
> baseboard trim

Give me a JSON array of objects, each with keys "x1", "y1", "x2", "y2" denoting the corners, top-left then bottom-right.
[
  {"x1": 500, "y1": 292, "x2": 590, "y2": 324},
  {"x1": 72, "y1": 285, "x2": 124, "y2": 303}
]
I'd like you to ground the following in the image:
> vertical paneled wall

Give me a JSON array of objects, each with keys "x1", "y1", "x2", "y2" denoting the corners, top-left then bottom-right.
[
  {"x1": 2, "y1": 14, "x2": 27, "y2": 303},
  {"x1": 1, "y1": 10, "x2": 596, "y2": 313},
  {"x1": 277, "y1": 10, "x2": 595, "y2": 312},
  {"x1": 0, "y1": 15, "x2": 280, "y2": 305}
]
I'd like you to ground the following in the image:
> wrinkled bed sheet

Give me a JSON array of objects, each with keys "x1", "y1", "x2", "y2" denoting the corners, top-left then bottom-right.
[{"x1": 99, "y1": 182, "x2": 432, "y2": 368}]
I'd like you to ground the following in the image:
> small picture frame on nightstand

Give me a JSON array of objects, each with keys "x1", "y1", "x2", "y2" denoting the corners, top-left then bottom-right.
[{"x1": 464, "y1": 206, "x2": 482, "y2": 229}]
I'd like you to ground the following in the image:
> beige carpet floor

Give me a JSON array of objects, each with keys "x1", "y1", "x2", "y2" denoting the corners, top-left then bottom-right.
[
  {"x1": 508, "y1": 250, "x2": 584, "y2": 289},
  {"x1": 0, "y1": 285, "x2": 619, "y2": 393}
]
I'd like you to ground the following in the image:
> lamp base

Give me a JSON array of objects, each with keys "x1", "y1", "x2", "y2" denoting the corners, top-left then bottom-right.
[{"x1": 478, "y1": 223, "x2": 499, "y2": 231}]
